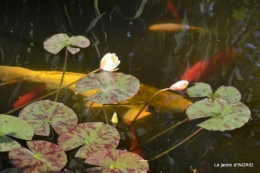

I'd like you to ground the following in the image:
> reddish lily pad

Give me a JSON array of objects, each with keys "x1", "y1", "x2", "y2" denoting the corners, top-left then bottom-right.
[
  {"x1": 187, "y1": 82, "x2": 213, "y2": 98},
  {"x1": 84, "y1": 149, "x2": 149, "y2": 173},
  {"x1": 43, "y1": 33, "x2": 90, "y2": 54},
  {"x1": 186, "y1": 98, "x2": 251, "y2": 131},
  {"x1": 76, "y1": 72, "x2": 140, "y2": 104},
  {"x1": 214, "y1": 86, "x2": 241, "y2": 103},
  {"x1": 8, "y1": 140, "x2": 67, "y2": 172},
  {"x1": 58, "y1": 122, "x2": 120, "y2": 159},
  {"x1": 19, "y1": 100, "x2": 78, "y2": 136},
  {"x1": 0, "y1": 114, "x2": 34, "y2": 152}
]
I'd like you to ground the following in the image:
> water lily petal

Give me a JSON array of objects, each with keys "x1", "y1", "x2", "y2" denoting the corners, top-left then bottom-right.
[
  {"x1": 100, "y1": 53, "x2": 120, "y2": 71},
  {"x1": 170, "y1": 80, "x2": 189, "y2": 91}
]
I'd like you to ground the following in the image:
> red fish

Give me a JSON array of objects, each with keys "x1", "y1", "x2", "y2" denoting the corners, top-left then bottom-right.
[
  {"x1": 13, "y1": 84, "x2": 47, "y2": 108},
  {"x1": 180, "y1": 47, "x2": 234, "y2": 83},
  {"x1": 129, "y1": 124, "x2": 144, "y2": 158},
  {"x1": 167, "y1": 1, "x2": 179, "y2": 19}
]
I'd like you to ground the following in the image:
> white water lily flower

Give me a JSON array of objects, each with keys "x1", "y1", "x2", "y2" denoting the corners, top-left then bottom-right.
[
  {"x1": 100, "y1": 53, "x2": 120, "y2": 71},
  {"x1": 44, "y1": 33, "x2": 90, "y2": 54},
  {"x1": 170, "y1": 80, "x2": 189, "y2": 91}
]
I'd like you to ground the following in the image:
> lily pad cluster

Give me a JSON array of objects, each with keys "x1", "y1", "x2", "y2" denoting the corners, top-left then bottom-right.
[
  {"x1": 0, "y1": 100, "x2": 149, "y2": 172},
  {"x1": 186, "y1": 82, "x2": 251, "y2": 131}
]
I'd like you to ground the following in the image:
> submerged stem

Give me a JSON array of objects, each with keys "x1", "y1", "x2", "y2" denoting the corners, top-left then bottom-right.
[
  {"x1": 55, "y1": 49, "x2": 69, "y2": 101},
  {"x1": 130, "y1": 117, "x2": 188, "y2": 151},
  {"x1": 149, "y1": 127, "x2": 203, "y2": 161},
  {"x1": 126, "y1": 88, "x2": 171, "y2": 131}
]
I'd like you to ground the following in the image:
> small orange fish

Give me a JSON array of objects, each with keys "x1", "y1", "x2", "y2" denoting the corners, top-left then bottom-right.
[
  {"x1": 13, "y1": 84, "x2": 47, "y2": 108},
  {"x1": 167, "y1": 1, "x2": 179, "y2": 19},
  {"x1": 149, "y1": 23, "x2": 206, "y2": 32}
]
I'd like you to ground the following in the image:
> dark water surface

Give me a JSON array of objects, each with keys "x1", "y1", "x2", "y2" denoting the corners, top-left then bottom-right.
[{"x1": 1, "y1": 0, "x2": 260, "y2": 172}]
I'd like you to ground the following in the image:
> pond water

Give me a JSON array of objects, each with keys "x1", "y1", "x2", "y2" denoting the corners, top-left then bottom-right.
[{"x1": 0, "y1": 0, "x2": 260, "y2": 172}]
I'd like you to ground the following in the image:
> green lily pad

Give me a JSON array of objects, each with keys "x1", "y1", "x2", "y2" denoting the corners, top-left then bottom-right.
[
  {"x1": 19, "y1": 100, "x2": 78, "y2": 136},
  {"x1": 186, "y1": 98, "x2": 251, "y2": 131},
  {"x1": 186, "y1": 82, "x2": 213, "y2": 98},
  {"x1": 58, "y1": 122, "x2": 120, "y2": 159},
  {"x1": 43, "y1": 33, "x2": 90, "y2": 54},
  {"x1": 0, "y1": 114, "x2": 34, "y2": 152},
  {"x1": 76, "y1": 72, "x2": 140, "y2": 104},
  {"x1": 84, "y1": 149, "x2": 149, "y2": 173},
  {"x1": 214, "y1": 86, "x2": 241, "y2": 103},
  {"x1": 9, "y1": 140, "x2": 67, "y2": 172}
]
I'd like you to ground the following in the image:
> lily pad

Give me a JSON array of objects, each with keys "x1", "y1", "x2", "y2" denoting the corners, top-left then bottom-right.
[
  {"x1": 187, "y1": 82, "x2": 213, "y2": 98},
  {"x1": 58, "y1": 122, "x2": 120, "y2": 159},
  {"x1": 84, "y1": 149, "x2": 149, "y2": 173},
  {"x1": 214, "y1": 86, "x2": 241, "y2": 103},
  {"x1": 186, "y1": 98, "x2": 251, "y2": 131},
  {"x1": 9, "y1": 140, "x2": 67, "y2": 172},
  {"x1": 19, "y1": 100, "x2": 78, "y2": 136},
  {"x1": 43, "y1": 33, "x2": 90, "y2": 54},
  {"x1": 0, "y1": 114, "x2": 34, "y2": 152},
  {"x1": 76, "y1": 72, "x2": 140, "y2": 104}
]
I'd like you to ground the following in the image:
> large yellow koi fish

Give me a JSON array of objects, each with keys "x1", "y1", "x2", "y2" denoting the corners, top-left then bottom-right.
[{"x1": 0, "y1": 66, "x2": 192, "y2": 124}]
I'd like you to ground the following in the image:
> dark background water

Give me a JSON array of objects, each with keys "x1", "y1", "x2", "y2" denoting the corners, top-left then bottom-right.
[{"x1": 1, "y1": 0, "x2": 260, "y2": 172}]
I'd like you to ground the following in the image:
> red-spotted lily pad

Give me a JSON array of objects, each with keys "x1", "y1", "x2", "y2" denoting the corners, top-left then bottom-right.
[
  {"x1": 18, "y1": 100, "x2": 78, "y2": 136},
  {"x1": 44, "y1": 33, "x2": 90, "y2": 54},
  {"x1": 76, "y1": 72, "x2": 140, "y2": 104},
  {"x1": 84, "y1": 149, "x2": 149, "y2": 173},
  {"x1": 214, "y1": 86, "x2": 241, "y2": 103},
  {"x1": 186, "y1": 98, "x2": 251, "y2": 131},
  {"x1": 187, "y1": 83, "x2": 242, "y2": 103},
  {"x1": 187, "y1": 82, "x2": 213, "y2": 98},
  {"x1": 58, "y1": 122, "x2": 120, "y2": 159},
  {"x1": 8, "y1": 140, "x2": 67, "y2": 172},
  {"x1": 0, "y1": 114, "x2": 34, "y2": 152}
]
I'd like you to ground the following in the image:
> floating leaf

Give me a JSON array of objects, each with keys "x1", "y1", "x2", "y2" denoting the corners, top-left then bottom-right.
[
  {"x1": 187, "y1": 82, "x2": 213, "y2": 98},
  {"x1": 44, "y1": 33, "x2": 69, "y2": 54},
  {"x1": 44, "y1": 33, "x2": 90, "y2": 54},
  {"x1": 58, "y1": 122, "x2": 120, "y2": 159},
  {"x1": 186, "y1": 98, "x2": 251, "y2": 131},
  {"x1": 9, "y1": 140, "x2": 67, "y2": 172},
  {"x1": 214, "y1": 86, "x2": 241, "y2": 103},
  {"x1": 84, "y1": 149, "x2": 149, "y2": 173},
  {"x1": 76, "y1": 72, "x2": 140, "y2": 104},
  {"x1": 19, "y1": 100, "x2": 78, "y2": 136},
  {"x1": 0, "y1": 114, "x2": 34, "y2": 152}
]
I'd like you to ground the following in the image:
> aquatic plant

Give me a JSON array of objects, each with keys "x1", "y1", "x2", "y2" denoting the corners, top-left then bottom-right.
[
  {"x1": 148, "y1": 82, "x2": 251, "y2": 160},
  {"x1": 75, "y1": 71, "x2": 139, "y2": 104},
  {"x1": 0, "y1": 114, "x2": 34, "y2": 152},
  {"x1": 43, "y1": 33, "x2": 90, "y2": 101},
  {"x1": 18, "y1": 100, "x2": 78, "y2": 136},
  {"x1": 9, "y1": 140, "x2": 67, "y2": 172}
]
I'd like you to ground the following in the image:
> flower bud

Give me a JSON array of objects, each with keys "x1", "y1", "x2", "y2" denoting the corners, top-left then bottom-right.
[
  {"x1": 170, "y1": 80, "x2": 189, "y2": 91},
  {"x1": 100, "y1": 53, "x2": 120, "y2": 71}
]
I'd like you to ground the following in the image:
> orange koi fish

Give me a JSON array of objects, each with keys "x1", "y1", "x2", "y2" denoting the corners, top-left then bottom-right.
[
  {"x1": 13, "y1": 84, "x2": 47, "y2": 108},
  {"x1": 180, "y1": 47, "x2": 234, "y2": 83},
  {"x1": 149, "y1": 23, "x2": 207, "y2": 32},
  {"x1": 167, "y1": 1, "x2": 179, "y2": 19},
  {"x1": 127, "y1": 120, "x2": 143, "y2": 158}
]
